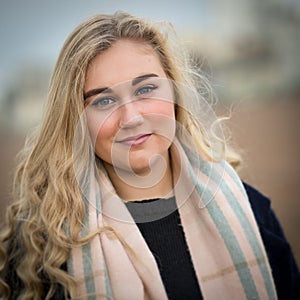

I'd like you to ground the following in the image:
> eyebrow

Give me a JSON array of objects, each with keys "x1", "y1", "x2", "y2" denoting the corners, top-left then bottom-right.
[
  {"x1": 131, "y1": 73, "x2": 158, "y2": 86},
  {"x1": 83, "y1": 73, "x2": 159, "y2": 100},
  {"x1": 84, "y1": 87, "x2": 113, "y2": 100}
]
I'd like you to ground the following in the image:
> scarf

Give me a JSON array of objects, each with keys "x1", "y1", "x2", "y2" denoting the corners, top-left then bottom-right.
[{"x1": 68, "y1": 139, "x2": 277, "y2": 299}]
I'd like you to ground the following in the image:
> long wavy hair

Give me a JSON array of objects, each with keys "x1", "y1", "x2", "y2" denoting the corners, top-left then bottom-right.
[{"x1": 0, "y1": 11, "x2": 240, "y2": 299}]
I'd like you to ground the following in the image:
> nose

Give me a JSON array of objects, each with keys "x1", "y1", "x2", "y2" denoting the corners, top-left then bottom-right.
[{"x1": 118, "y1": 102, "x2": 144, "y2": 129}]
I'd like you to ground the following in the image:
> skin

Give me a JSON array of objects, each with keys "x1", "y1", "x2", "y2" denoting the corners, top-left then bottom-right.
[{"x1": 84, "y1": 39, "x2": 176, "y2": 201}]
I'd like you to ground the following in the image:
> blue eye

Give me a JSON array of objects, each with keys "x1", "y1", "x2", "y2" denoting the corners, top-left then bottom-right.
[
  {"x1": 135, "y1": 85, "x2": 157, "y2": 96},
  {"x1": 91, "y1": 97, "x2": 116, "y2": 108}
]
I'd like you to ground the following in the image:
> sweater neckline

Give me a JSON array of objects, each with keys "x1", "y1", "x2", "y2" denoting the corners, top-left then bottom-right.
[
  {"x1": 124, "y1": 196, "x2": 177, "y2": 223},
  {"x1": 126, "y1": 196, "x2": 175, "y2": 204}
]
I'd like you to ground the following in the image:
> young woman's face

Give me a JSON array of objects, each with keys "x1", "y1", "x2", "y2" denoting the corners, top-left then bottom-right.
[{"x1": 84, "y1": 39, "x2": 176, "y2": 175}]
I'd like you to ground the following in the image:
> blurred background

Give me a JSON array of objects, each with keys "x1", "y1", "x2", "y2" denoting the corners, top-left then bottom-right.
[{"x1": 0, "y1": 0, "x2": 299, "y2": 265}]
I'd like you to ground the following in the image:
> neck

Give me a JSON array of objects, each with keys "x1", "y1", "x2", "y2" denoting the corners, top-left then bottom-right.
[{"x1": 103, "y1": 154, "x2": 174, "y2": 202}]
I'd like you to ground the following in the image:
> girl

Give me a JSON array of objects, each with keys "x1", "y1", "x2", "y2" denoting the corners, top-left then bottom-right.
[{"x1": 0, "y1": 11, "x2": 299, "y2": 300}]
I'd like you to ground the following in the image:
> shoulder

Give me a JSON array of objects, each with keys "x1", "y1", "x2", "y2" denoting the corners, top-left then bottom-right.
[
  {"x1": 243, "y1": 182, "x2": 275, "y2": 228},
  {"x1": 243, "y1": 182, "x2": 300, "y2": 300}
]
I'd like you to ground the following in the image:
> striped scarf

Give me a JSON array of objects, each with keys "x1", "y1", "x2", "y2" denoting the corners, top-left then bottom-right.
[{"x1": 68, "y1": 139, "x2": 277, "y2": 299}]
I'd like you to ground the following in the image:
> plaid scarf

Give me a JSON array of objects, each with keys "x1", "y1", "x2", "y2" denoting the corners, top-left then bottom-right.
[{"x1": 68, "y1": 139, "x2": 277, "y2": 299}]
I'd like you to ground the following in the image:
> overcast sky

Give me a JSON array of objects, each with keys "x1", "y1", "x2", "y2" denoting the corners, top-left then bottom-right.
[
  {"x1": 1, "y1": 0, "x2": 299, "y2": 97},
  {"x1": 0, "y1": 0, "x2": 216, "y2": 90}
]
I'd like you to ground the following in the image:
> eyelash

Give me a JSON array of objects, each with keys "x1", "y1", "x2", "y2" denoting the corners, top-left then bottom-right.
[
  {"x1": 91, "y1": 84, "x2": 158, "y2": 108},
  {"x1": 91, "y1": 97, "x2": 116, "y2": 108},
  {"x1": 135, "y1": 84, "x2": 158, "y2": 96}
]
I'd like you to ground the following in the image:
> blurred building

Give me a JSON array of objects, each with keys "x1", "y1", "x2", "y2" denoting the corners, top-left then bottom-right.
[
  {"x1": 188, "y1": 0, "x2": 300, "y2": 101},
  {"x1": 0, "y1": 66, "x2": 50, "y2": 134}
]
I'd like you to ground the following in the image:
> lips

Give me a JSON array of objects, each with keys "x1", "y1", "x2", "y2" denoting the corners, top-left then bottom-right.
[{"x1": 117, "y1": 133, "x2": 152, "y2": 146}]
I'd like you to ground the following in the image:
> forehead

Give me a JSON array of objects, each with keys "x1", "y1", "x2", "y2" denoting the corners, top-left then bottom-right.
[{"x1": 85, "y1": 39, "x2": 167, "y2": 90}]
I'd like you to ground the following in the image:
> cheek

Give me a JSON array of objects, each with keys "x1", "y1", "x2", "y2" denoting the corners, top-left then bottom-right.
[
  {"x1": 143, "y1": 100, "x2": 175, "y2": 119},
  {"x1": 145, "y1": 101, "x2": 176, "y2": 141},
  {"x1": 86, "y1": 111, "x2": 119, "y2": 149}
]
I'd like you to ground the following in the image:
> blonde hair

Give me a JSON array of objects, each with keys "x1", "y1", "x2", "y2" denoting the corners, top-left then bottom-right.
[{"x1": 0, "y1": 11, "x2": 240, "y2": 299}]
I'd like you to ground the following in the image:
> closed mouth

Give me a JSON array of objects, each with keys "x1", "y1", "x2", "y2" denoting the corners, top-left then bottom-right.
[{"x1": 117, "y1": 133, "x2": 152, "y2": 146}]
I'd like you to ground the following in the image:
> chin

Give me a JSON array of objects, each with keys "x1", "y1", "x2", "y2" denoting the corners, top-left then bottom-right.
[{"x1": 119, "y1": 154, "x2": 153, "y2": 175}]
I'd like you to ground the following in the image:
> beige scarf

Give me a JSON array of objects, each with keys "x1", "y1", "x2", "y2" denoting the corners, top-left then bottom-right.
[{"x1": 69, "y1": 139, "x2": 277, "y2": 299}]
